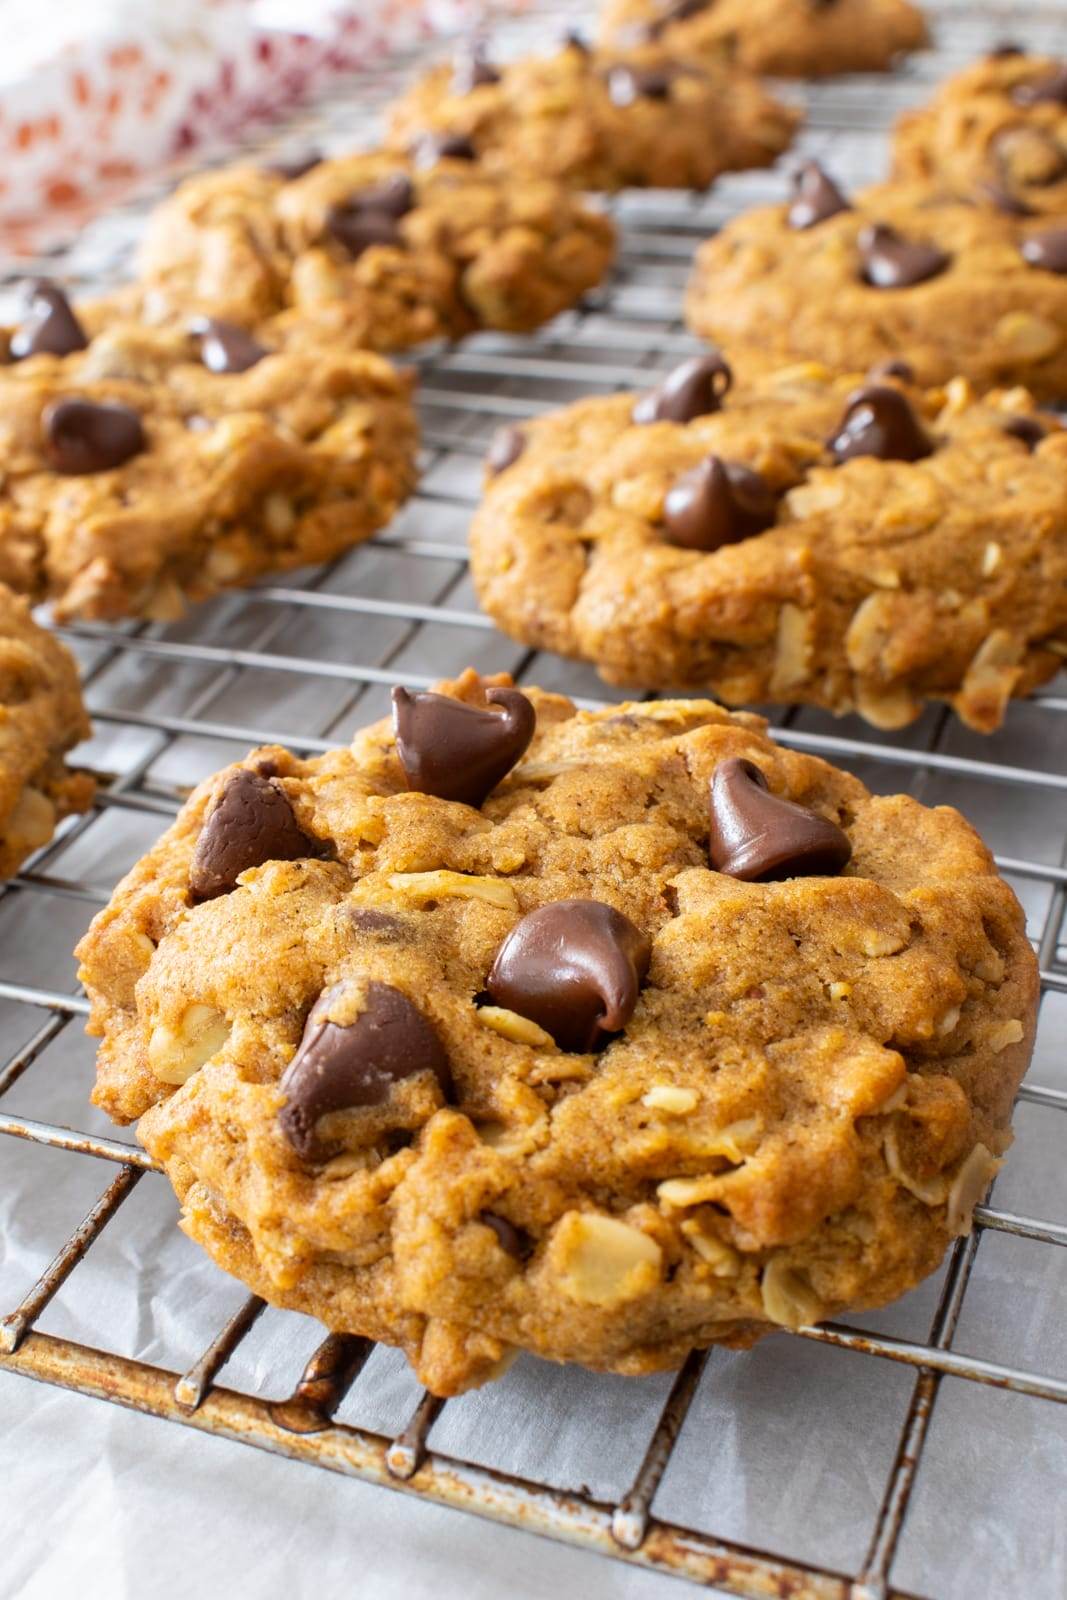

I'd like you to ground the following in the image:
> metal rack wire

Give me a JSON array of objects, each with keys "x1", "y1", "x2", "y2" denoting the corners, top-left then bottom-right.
[{"x1": 1, "y1": 3, "x2": 1065, "y2": 1597}]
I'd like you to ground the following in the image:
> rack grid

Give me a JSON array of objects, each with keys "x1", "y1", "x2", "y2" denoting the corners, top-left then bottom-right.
[{"x1": 1, "y1": 3, "x2": 1065, "y2": 1597}]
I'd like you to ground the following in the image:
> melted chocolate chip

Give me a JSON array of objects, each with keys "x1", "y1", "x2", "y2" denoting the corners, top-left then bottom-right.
[
  {"x1": 325, "y1": 201, "x2": 403, "y2": 259},
  {"x1": 868, "y1": 358, "x2": 915, "y2": 382},
  {"x1": 481, "y1": 1210, "x2": 533, "y2": 1259},
  {"x1": 989, "y1": 41, "x2": 1023, "y2": 58},
  {"x1": 353, "y1": 173, "x2": 415, "y2": 218},
  {"x1": 10, "y1": 281, "x2": 88, "y2": 360},
  {"x1": 414, "y1": 132, "x2": 478, "y2": 166},
  {"x1": 858, "y1": 222, "x2": 950, "y2": 289},
  {"x1": 189, "y1": 317, "x2": 268, "y2": 374},
  {"x1": 708, "y1": 758, "x2": 852, "y2": 881},
  {"x1": 1003, "y1": 414, "x2": 1046, "y2": 449},
  {"x1": 1021, "y1": 226, "x2": 1067, "y2": 274},
  {"x1": 189, "y1": 768, "x2": 321, "y2": 901},
  {"x1": 663, "y1": 456, "x2": 777, "y2": 551},
  {"x1": 392, "y1": 685, "x2": 535, "y2": 807},
  {"x1": 486, "y1": 424, "x2": 526, "y2": 476},
  {"x1": 632, "y1": 352, "x2": 733, "y2": 425},
  {"x1": 1012, "y1": 66, "x2": 1067, "y2": 107},
  {"x1": 828, "y1": 384, "x2": 934, "y2": 463},
  {"x1": 267, "y1": 149, "x2": 322, "y2": 180},
  {"x1": 606, "y1": 64, "x2": 675, "y2": 105},
  {"x1": 787, "y1": 163, "x2": 851, "y2": 230},
  {"x1": 452, "y1": 44, "x2": 501, "y2": 94},
  {"x1": 279, "y1": 981, "x2": 451, "y2": 1161},
  {"x1": 976, "y1": 179, "x2": 1035, "y2": 217},
  {"x1": 43, "y1": 398, "x2": 145, "y2": 474},
  {"x1": 486, "y1": 899, "x2": 651, "y2": 1053}
]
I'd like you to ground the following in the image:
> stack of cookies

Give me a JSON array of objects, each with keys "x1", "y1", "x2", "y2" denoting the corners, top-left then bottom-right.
[{"x1": 6, "y1": 5, "x2": 1060, "y2": 1396}]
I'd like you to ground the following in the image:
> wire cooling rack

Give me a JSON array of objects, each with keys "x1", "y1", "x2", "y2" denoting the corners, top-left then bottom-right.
[{"x1": 1, "y1": 3, "x2": 1066, "y2": 1597}]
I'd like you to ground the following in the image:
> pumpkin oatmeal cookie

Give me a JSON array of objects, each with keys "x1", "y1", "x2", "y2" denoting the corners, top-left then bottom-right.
[
  {"x1": 685, "y1": 173, "x2": 1067, "y2": 398},
  {"x1": 0, "y1": 281, "x2": 417, "y2": 621},
  {"x1": 385, "y1": 38, "x2": 800, "y2": 192},
  {"x1": 470, "y1": 354, "x2": 1067, "y2": 730},
  {"x1": 77, "y1": 670, "x2": 1037, "y2": 1394},
  {"x1": 598, "y1": 0, "x2": 928, "y2": 80}
]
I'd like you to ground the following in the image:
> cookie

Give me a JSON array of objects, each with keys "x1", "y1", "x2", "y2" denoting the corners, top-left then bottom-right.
[
  {"x1": 132, "y1": 149, "x2": 616, "y2": 347},
  {"x1": 598, "y1": 0, "x2": 928, "y2": 79},
  {"x1": 685, "y1": 174, "x2": 1067, "y2": 399},
  {"x1": 893, "y1": 52, "x2": 1067, "y2": 217},
  {"x1": 0, "y1": 281, "x2": 418, "y2": 621},
  {"x1": 0, "y1": 583, "x2": 93, "y2": 877},
  {"x1": 384, "y1": 39, "x2": 801, "y2": 192},
  {"x1": 76, "y1": 670, "x2": 1037, "y2": 1396},
  {"x1": 469, "y1": 356, "x2": 1067, "y2": 731}
]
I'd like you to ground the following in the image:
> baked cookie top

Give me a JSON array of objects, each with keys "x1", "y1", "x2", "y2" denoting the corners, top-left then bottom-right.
[
  {"x1": 133, "y1": 148, "x2": 616, "y2": 346},
  {"x1": 0, "y1": 281, "x2": 418, "y2": 621},
  {"x1": 470, "y1": 354, "x2": 1067, "y2": 731},
  {"x1": 0, "y1": 583, "x2": 93, "y2": 878},
  {"x1": 384, "y1": 39, "x2": 801, "y2": 192},
  {"x1": 894, "y1": 53, "x2": 1067, "y2": 217},
  {"x1": 685, "y1": 174, "x2": 1067, "y2": 399},
  {"x1": 598, "y1": 0, "x2": 928, "y2": 79},
  {"x1": 77, "y1": 671, "x2": 1037, "y2": 1395}
]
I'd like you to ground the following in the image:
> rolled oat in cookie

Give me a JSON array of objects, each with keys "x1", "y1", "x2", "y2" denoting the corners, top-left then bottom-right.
[
  {"x1": 127, "y1": 148, "x2": 615, "y2": 347},
  {"x1": 470, "y1": 356, "x2": 1067, "y2": 731},
  {"x1": 0, "y1": 583, "x2": 93, "y2": 878},
  {"x1": 597, "y1": 0, "x2": 928, "y2": 79},
  {"x1": 685, "y1": 177, "x2": 1067, "y2": 399},
  {"x1": 893, "y1": 53, "x2": 1067, "y2": 219},
  {"x1": 384, "y1": 39, "x2": 800, "y2": 192},
  {"x1": 0, "y1": 282, "x2": 418, "y2": 622},
  {"x1": 76, "y1": 670, "x2": 1037, "y2": 1395}
]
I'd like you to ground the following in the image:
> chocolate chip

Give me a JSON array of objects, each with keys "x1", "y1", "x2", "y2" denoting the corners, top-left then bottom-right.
[
  {"x1": 560, "y1": 28, "x2": 590, "y2": 52},
  {"x1": 452, "y1": 44, "x2": 501, "y2": 94},
  {"x1": 349, "y1": 908, "x2": 408, "y2": 938},
  {"x1": 1012, "y1": 66, "x2": 1067, "y2": 107},
  {"x1": 708, "y1": 758, "x2": 852, "y2": 881},
  {"x1": 481, "y1": 1210, "x2": 533, "y2": 1258},
  {"x1": 486, "y1": 425, "x2": 526, "y2": 476},
  {"x1": 828, "y1": 384, "x2": 934, "y2": 464},
  {"x1": 606, "y1": 64, "x2": 675, "y2": 106},
  {"x1": 989, "y1": 41, "x2": 1023, "y2": 58},
  {"x1": 267, "y1": 149, "x2": 322, "y2": 180},
  {"x1": 1003, "y1": 414, "x2": 1046, "y2": 449},
  {"x1": 858, "y1": 222, "x2": 950, "y2": 289},
  {"x1": 413, "y1": 132, "x2": 478, "y2": 166},
  {"x1": 325, "y1": 201, "x2": 403, "y2": 259},
  {"x1": 632, "y1": 352, "x2": 733, "y2": 425},
  {"x1": 647, "y1": 0, "x2": 712, "y2": 33},
  {"x1": 868, "y1": 358, "x2": 915, "y2": 382},
  {"x1": 42, "y1": 397, "x2": 145, "y2": 475},
  {"x1": 787, "y1": 163, "x2": 851, "y2": 230},
  {"x1": 392, "y1": 685, "x2": 536, "y2": 807},
  {"x1": 352, "y1": 173, "x2": 415, "y2": 218},
  {"x1": 486, "y1": 899, "x2": 651, "y2": 1053},
  {"x1": 279, "y1": 981, "x2": 451, "y2": 1161},
  {"x1": 663, "y1": 456, "x2": 777, "y2": 551},
  {"x1": 9, "y1": 280, "x2": 88, "y2": 360},
  {"x1": 976, "y1": 179, "x2": 1035, "y2": 217},
  {"x1": 189, "y1": 317, "x2": 268, "y2": 374},
  {"x1": 1021, "y1": 226, "x2": 1067, "y2": 274},
  {"x1": 189, "y1": 768, "x2": 321, "y2": 901}
]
